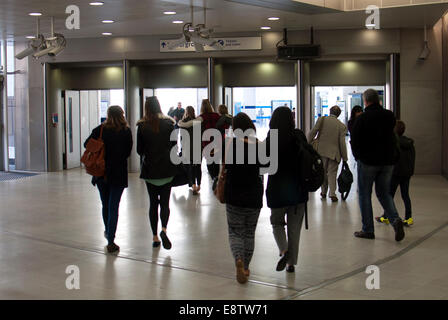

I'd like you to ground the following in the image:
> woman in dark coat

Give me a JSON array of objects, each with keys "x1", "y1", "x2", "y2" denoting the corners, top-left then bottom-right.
[
  {"x1": 84, "y1": 105, "x2": 133, "y2": 254},
  {"x1": 137, "y1": 96, "x2": 177, "y2": 250},
  {"x1": 265, "y1": 107, "x2": 308, "y2": 273}
]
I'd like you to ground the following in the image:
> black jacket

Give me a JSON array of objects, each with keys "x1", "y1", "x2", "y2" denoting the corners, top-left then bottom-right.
[
  {"x1": 84, "y1": 125, "x2": 133, "y2": 188},
  {"x1": 224, "y1": 137, "x2": 263, "y2": 209},
  {"x1": 351, "y1": 103, "x2": 399, "y2": 166},
  {"x1": 394, "y1": 135, "x2": 415, "y2": 177},
  {"x1": 265, "y1": 129, "x2": 309, "y2": 209},
  {"x1": 137, "y1": 116, "x2": 178, "y2": 180}
]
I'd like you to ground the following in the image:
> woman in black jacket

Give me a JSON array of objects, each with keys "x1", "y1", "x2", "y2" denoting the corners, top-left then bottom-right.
[
  {"x1": 84, "y1": 105, "x2": 133, "y2": 254},
  {"x1": 137, "y1": 97, "x2": 177, "y2": 250},
  {"x1": 224, "y1": 112, "x2": 263, "y2": 284},
  {"x1": 265, "y1": 107, "x2": 308, "y2": 273}
]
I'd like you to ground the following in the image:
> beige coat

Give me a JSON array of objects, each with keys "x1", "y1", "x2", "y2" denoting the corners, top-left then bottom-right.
[{"x1": 307, "y1": 115, "x2": 348, "y2": 163}]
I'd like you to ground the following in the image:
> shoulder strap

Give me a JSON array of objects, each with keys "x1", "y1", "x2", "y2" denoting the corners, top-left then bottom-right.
[
  {"x1": 99, "y1": 125, "x2": 104, "y2": 140},
  {"x1": 304, "y1": 202, "x2": 309, "y2": 230}
]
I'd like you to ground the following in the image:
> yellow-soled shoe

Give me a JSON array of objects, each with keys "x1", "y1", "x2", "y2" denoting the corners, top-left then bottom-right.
[
  {"x1": 404, "y1": 218, "x2": 414, "y2": 226},
  {"x1": 375, "y1": 216, "x2": 390, "y2": 225}
]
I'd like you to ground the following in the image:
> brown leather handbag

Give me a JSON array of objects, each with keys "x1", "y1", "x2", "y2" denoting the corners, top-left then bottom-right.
[
  {"x1": 214, "y1": 164, "x2": 227, "y2": 204},
  {"x1": 81, "y1": 125, "x2": 106, "y2": 177}
]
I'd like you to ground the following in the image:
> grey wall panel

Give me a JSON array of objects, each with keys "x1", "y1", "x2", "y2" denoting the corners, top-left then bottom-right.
[
  {"x1": 222, "y1": 62, "x2": 295, "y2": 87},
  {"x1": 214, "y1": 63, "x2": 224, "y2": 107},
  {"x1": 61, "y1": 67, "x2": 124, "y2": 90},
  {"x1": 309, "y1": 60, "x2": 387, "y2": 86},
  {"x1": 126, "y1": 62, "x2": 141, "y2": 172},
  {"x1": 139, "y1": 64, "x2": 208, "y2": 88},
  {"x1": 443, "y1": 15, "x2": 448, "y2": 178}
]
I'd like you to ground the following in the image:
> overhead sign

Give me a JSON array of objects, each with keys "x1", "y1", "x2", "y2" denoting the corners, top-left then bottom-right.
[{"x1": 160, "y1": 37, "x2": 262, "y2": 52}]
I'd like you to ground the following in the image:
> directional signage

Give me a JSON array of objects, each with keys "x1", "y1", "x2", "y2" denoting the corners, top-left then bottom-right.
[{"x1": 160, "y1": 37, "x2": 262, "y2": 52}]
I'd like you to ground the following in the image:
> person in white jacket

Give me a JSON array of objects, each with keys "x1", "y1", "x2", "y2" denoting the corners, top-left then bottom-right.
[{"x1": 308, "y1": 105, "x2": 348, "y2": 202}]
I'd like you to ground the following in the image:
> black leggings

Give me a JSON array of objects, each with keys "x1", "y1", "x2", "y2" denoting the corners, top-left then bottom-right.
[
  {"x1": 145, "y1": 182, "x2": 172, "y2": 236},
  {"x1": 188, "y1": 164, "x2": 202, "y2": 187}
]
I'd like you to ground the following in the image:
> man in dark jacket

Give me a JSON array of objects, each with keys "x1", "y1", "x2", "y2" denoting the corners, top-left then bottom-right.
[
  {"x1": 376, "y1": 120, "x2": 416, "y2": 227},
  {"x1": 351, "y1": 89, "x2": 405, "y2": 242}
]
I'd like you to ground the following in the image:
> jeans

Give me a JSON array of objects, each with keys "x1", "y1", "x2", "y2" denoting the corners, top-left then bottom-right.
[
  {"x1": 146, "y1": 182, "x2": 172, "y2": 236},
  {"x1": 226, "y1": 204, "x2": 261, "y2": 270},
  {"x1": 270, "y1": 203, "x2": 305, "y2": 266},
  {"x1": 96, "y1": 179, "x2": 125, "y2": 245},
  {"x1": 383, "y1": 175, "x2": 412, "y2": 220},
  {"x1": 357, "y1": 160, "x2": 401, "y2": 233}
]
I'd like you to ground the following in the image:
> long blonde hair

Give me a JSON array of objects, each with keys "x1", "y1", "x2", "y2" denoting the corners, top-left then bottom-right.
[{"x1": 103, "y1": 105, "x2": 128, "y2": 131}]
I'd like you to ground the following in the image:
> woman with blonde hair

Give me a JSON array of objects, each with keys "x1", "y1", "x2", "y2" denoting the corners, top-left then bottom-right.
[
  {"x1": 137, "y1": 96, "x2": 177, "y2": 250},
  {"x1": 178, "y1": 99, "x2": 220, "y2": 178},
  {"x1": 84, "y1": 105, "x2": 133, "y2": 254}
]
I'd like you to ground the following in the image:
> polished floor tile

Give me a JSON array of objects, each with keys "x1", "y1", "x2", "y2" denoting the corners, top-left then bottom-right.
[{"x1": 0, "y1": 166, "x2": 447, "y2": 299}]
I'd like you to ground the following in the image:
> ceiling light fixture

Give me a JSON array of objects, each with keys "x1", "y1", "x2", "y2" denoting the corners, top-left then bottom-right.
[
  {"x1": 260, "y1": 26, "x2": 271, "y2": 30},
  {"x1": 26, "y1": 36, "x2": 36, "y2": 39},
  {"x1": 29, "y1": 13, "x2": 42, "y2": 16},
  {"x1": 268, "y1": 17, "x2": 279, "y2": 21},
  {"x1": 172, "y1": 20, "x2": 184, "y2": 24},
  {"x1": 102, "y1": 20, "x2": 114, "y2": 23},
  {"x1": 102, "y1": 32, "x2": 112, "y2": 36},
  {"x1": 89, "y1": 1, "x2": 104, "y2": 5},
  {"x1": 164, "y1": 11, "x2": 177, "y2": 15}
]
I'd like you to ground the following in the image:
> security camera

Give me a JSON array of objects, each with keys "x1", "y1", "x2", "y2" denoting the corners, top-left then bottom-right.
[
  {"x1": 33, "y1": 34, "x2": 66, "y2": 58},
  {"x1": 15, "y1": 35, "x2": 46, "y2": 60},
  {"x1": 418, "y1": 41, "x2": 430, "y2": 61}
]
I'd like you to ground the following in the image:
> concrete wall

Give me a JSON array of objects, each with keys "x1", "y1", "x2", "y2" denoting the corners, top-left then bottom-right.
[
  {"x1": 399, "y1": 23, "x2": 443, "y2": 175},
  {"x1": 443, "y1": 14, "x2": 448, "y2": 179}
]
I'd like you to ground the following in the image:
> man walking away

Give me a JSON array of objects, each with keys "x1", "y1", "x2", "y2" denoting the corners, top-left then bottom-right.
[
  {"x1": 351, "y1": 89, "x2": 405, "y2": 242},
  {"x1": 308, "y1": 105, "x2": 348, "y2": 202}
]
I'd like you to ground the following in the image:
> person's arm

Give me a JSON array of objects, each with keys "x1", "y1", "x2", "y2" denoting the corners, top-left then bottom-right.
[
  {"x1": 125, "y1": 128, "x2": 133, "y2": 159},
  {"x1": 307, "y1": 117, "x2": 322, "y2": 143},
  {"x1": 340, "y1": 125, "x2": 348, "y2": 162},
  {"x1": 178, "y1": 116, "x2": 203, "y2": 128},
  {"x1": 350, "y1": 116, "x2": 362, "y2": 160},
  {"x1": 136, "y1": 125, "x2": 145, "y2": 156},
  {"x1": 84, "y1": 126, "x2": 100, "y2": 148}
]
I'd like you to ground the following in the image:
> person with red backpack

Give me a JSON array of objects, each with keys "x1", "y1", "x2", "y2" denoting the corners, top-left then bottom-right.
[
  {"x1": 83, "y1": 106, "x2": 133, "y2": 254},
  {"x1": 178, "y1": 99, "x2": 220, "y2": 179}
]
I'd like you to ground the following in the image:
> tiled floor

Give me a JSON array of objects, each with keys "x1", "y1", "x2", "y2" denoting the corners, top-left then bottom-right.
[{"x1": 0, "y1": 166, "x2": 447, "y2": 299}]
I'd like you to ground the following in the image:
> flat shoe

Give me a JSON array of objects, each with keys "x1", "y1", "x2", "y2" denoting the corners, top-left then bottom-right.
[
  {"x1": 276, "y1": 251, "x2": 289, "y2": 271},
  {"x1": 160, "y1": 231, "x2": 172, "y2": 250},
  {"x1": 152, "y1": 241, "x2": 161, "y2": 248},
  {"x1": 236, "y1": 259, "x2": 247, "y2": 284}
]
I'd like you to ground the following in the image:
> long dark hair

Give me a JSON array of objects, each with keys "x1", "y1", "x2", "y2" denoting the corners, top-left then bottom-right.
[
  {"x1": 350, "y1": 105, "x2": 363, "y2": 121},
  {"x1": 232, "y1": 112, "x2": 256, "y2": 133},
  {"x1": 269, "y1": 106, "x2": 295, "y2": 145},
  {"x1": 182, "y1": 106, "x2": 196, "y2": 121},
  {"x1": 103, "y1": 105, "x2": 128, "y2": 131},
  {"x1": 138, "y1": 96, "x2": 162, "y2": 133}
]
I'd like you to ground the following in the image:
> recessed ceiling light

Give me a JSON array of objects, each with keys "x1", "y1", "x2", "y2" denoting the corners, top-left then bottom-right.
[
  {"x1": 28, "y1": 12, "x2": 42, "y2": 16},
  {"x1": 102, "y1": 32, "x2": 112, "y2": 36},
  {"x1": 268, "y1": 17, "x2": 279, "y2": 21},
  {"x1": 26, "y1": 36, "x2": 36, "y2": 39},
  {"x1": 89, "y1": 1, "x2": 104, "y2": 5},
  {"x1": 102, "y1": 20, "x2": 114, "y2": 23},
  {"x1": 260, "y1": 26, "x2": 271, "y2": 30},
  {"x1": 164, "y1": 11, "x2": 176, "y2": 15},
  {"x1": 172, "y1": 20, "x2": 184, "y2": 24}
]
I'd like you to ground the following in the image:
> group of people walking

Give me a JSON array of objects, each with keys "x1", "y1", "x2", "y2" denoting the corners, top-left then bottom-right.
[{"x1": 83, "y1": 88, "x2": 416, "y2": 284}]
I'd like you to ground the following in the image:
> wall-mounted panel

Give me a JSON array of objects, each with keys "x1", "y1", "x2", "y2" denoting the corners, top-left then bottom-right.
[
  {"x1": 139, "y1": 63, "x2": 208, "y2": 88},
  {"x1": 222, "y1": 62, "x2": 295, "y2": 87},
  {"x1": 309, "y1": 60, "x2": 387, "y2": 86}
]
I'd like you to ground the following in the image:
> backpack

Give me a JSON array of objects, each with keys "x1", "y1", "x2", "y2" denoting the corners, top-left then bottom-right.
[
  {"x1": 81, "y1": 126, "x2": 106, "y2": 177},
  {"x1": 295, "y1": 136, "x2": 324, "y2": 192},
  {"x1": 337, "y1": 161, "x2": 353, "y2": 201}
]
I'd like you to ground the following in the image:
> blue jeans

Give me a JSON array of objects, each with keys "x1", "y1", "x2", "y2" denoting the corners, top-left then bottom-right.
[
  {"x1": 357, "y1": 161, "x2": 401, "y2": 233},
  {"x1": 96, "y1": 179, "x2": 125, "y2": 244}
]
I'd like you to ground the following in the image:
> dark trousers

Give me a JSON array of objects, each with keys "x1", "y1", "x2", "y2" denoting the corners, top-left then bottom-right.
[
  {"x1": 383, "y1": 175, "x2": 412, "y2": 220},
  {"x1": 145, "y1": 182, "x2": 172, "y2": 236},
  {"x1": 96, "y1": 179, "x2": 125, "y2": 245},
  {"x1": 187, "y1": 164, "x2": 202, "y2": 187}
]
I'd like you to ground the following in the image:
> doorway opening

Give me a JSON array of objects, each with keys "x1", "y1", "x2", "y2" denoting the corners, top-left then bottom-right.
[
  {"x1": 312, "y1": 86, "x2": 385, "y2": 126},
  {"x1": 63, "y1": 89, "x2": 124, "y2": 170},
  {"x1": 229, "y1": 86, "x2": 296, "y2": 140}
]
